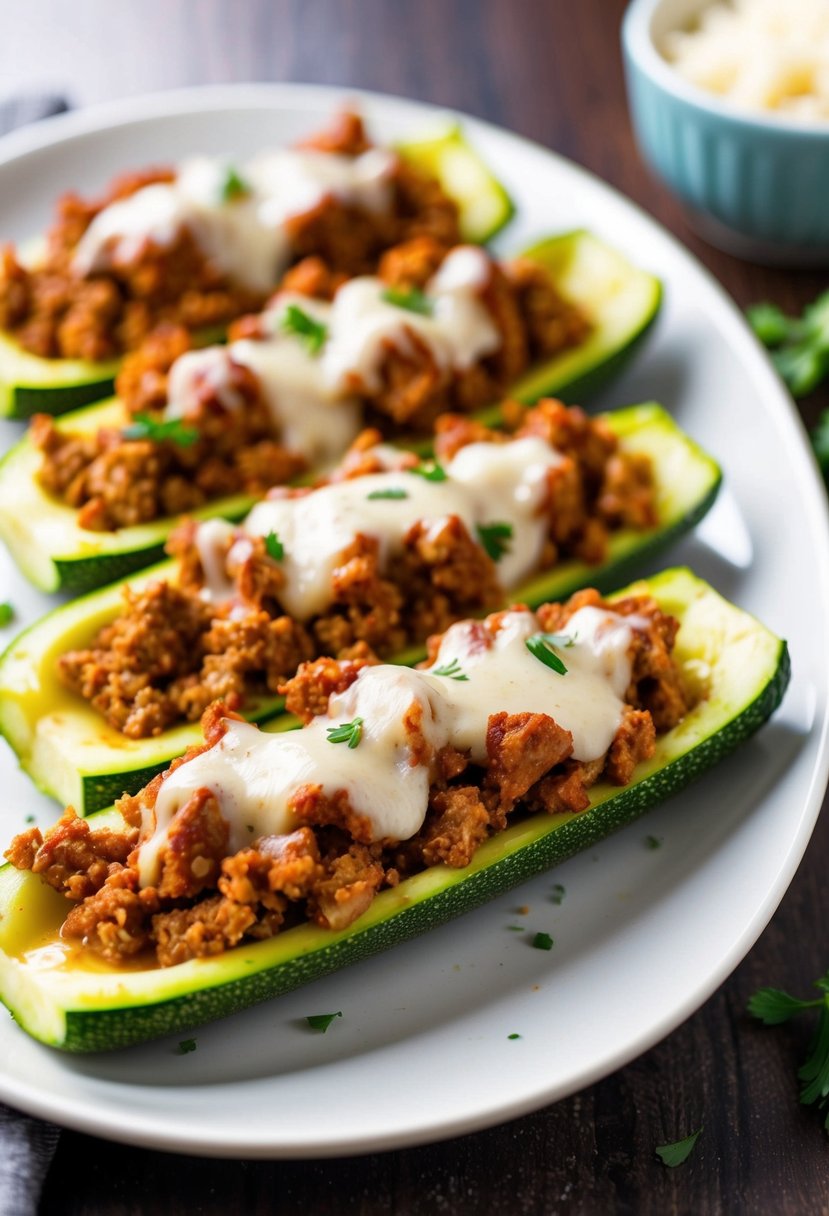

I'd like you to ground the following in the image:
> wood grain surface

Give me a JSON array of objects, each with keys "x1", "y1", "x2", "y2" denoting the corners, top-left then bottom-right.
[{"x1": 1, "y1": 1, "x2": 827, "y2": 1212}]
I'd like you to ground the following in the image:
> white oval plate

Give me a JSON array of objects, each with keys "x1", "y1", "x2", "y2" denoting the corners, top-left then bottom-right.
[{"x1": 0, "y1": 83, "x2": 826, "y2": 1159}]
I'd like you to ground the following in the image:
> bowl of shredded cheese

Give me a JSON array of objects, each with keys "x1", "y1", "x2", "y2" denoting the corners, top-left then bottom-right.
[{"x1": 623, "y1": 0, "x2": 829, "y2": 263}]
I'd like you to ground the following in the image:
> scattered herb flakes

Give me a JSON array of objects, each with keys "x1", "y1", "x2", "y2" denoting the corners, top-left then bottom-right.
[
  {"x1": 306, "y1": 1011, "x2": 342, "y2": 1033},
  {"x1": 24, "y1": 814, "x2": 36, "y2": 825},
  {"x1": 508, "y1": 1033, "x2": 522, "y2": 1040},
  {"x1": 0, "y1": 602, "x2": 13, "y2": 628},
  {"x1": 748, "y1": 970, "x2": 829, "y2": 1129},
  {"x1": 220, "y1": 166, "x2": 251, "y2": 202},
  {"x1": 655, "y1": 1128, "x2": 703, "y2": 1167},
  {"x1": 367, "y1": 487, "x2": 408, "y2": 501},
  {"x1": 430, "y1": 657, "x2": 469, "y2": 681},
  {"x1": 280, "y1": 303, "x2": 328, "y2": 354},
  {"x1": 525, "y1": 633, "x2": 569, "y2": 676},
  {"x1": 326, "y1": 717, "x2": 364, "y2": 749},
  {"x1": 381, "y1": 286, "x2": 434, "y2": 316},
  {"x1": 175, "y1": 1038, "x2": 197, "y2": 1055},
  {"x1": 645, "y1": 835, "x2": 662, "y2": 850},
  {"x1": 246, "y1": 824, "x2": 255, "y2": 834},
  {"x1": 409, "y1": 460, "x2": 448, "y2": 483},
  {"x1": 532, "y1": 932, "x2": 554, "y2": 952},
  {"x1": 122, "y1": 414, "x2": 200, "y2": 447},
  {"x1": 476, "y1": 521, "x2": 513, "y2": 562},
  {"x1": 550, "y1": 883, "x2": 566, "y2": 906},
  {"x1": 265, "y1": 530, "x2": 285, "y2": 561},
  {"x1": 506, "y1": 925, "x2": 524, "y2": 932}
]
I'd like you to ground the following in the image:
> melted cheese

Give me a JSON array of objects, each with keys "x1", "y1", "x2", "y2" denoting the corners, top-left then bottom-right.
[
  {"x1": 72, "y1": 147, "x2": 397, "y2": 290},
  {"x1": 136, "y1": 606, "x2": 637, "y2": 885},
  {"x1": 217, "y1": 434, "x2": 561, "y2": 617}
]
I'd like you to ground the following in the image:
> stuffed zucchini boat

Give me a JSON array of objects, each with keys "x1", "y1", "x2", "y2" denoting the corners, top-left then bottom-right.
[
  {"x1": 0, "y1": 401, "x2": 720, "y2": 816},
  {"x1": 0, "y1": 230, "x2": 661, "y2": 594},
  {"x1": 0, "y1": 567, "x2": 789, "y2": 1052},
  {"x1": 0, "y1": 115, "x2": 513, "y2": 420}
]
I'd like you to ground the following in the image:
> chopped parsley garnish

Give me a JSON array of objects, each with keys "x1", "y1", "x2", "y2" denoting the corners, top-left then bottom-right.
[
  {"x1": 175, "y1": 1038, "x2": 197, "y2": 1054},
  {"x1": 532, "y1": 932, "x2": 554, "y2": 951},
  {"x1": 430, "y1": 657, "x2": 469, "y2": 681},
  {"x1": 551, "y1": 883, "x2": 566, "y2": 906},
  {"x1": 409, "y1": 460, "x2": 448, "y2": 483},
  {"x1": 381, "y1": 286, "x2": 434, "y2": 316},
  {"x1": 507, "y1": 925, "x2": 524, "y2": 931},
  {"x1": 0, "y1": 602, "x2": 13, "y2": 628},
  {"x1": 306, "y1": 1011, "x2": 342, "y2": 1033},
  {"x1": 508, "y1": 1033, "x2": 522, "y2": 1040},
  {"x1": 476, "y1": 521, "x2": 513, "y2": 562},
  {"x1": 525, "y1": 633, "x2": 569, "y2": 676},
  {"x1": 220, "y1": 166, "x2": 250, "y2": 202},
  {"x1": 367, "y1": 487, "x2": 408, "y2": 501},
  {"x1": 655, "y1": 1128, "x2": 703, "y2": 1167},
  {"x1": 264, "y1": 531, "x2": 284, "y2": 561},
  {"x1": 24, "y1": 814, "x2": 36, "y2": 825},
  {"x1": 326, "y1": 717, "x2": 364, "y2": 749},
  {"x1": 122, "y1": 414, "x2": 200, "y2": 447},
  {"x1": 645, "y1": 834, "x2": 662, "y2": 850},
  {"x1": 280, "y1": 303, "x2": 328, "y2": 355},
  {"x1": 749, "y1": 969, "x2": 829, "y2": 1130}
]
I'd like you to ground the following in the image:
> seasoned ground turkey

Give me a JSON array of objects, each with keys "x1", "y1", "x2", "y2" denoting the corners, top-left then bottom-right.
[
  {"x1": 32, "y1": 237, "x2": 589, "y2": 531},
  {"x1": 7, "y1": 592, "x2": 691, "y2": 968},
  {"x1": 55, "y1": 399, "x2": 657, "y2": 738},
  {"x1": 0, "y1": 111, "x2": 461, "y2": 361}
]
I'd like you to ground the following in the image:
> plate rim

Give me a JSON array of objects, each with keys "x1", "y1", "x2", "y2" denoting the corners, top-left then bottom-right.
[{"x1": 0, "y1": 80, "x2": 827, "y2": 1159}]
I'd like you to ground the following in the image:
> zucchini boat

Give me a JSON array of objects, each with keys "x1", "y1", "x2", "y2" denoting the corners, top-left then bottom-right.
[
  {"x1": 0, "y1": 403, "x2": 720, "y2": 817},
  {"x1": 0, "y1": 126, "x2": 512, "y2": 421},
  {"x1": 0, "y1": 230, "x2": 662, "y2": 594},
  {"x1": 0, "y1": 567, "x2": 790, "y2": 1052}
]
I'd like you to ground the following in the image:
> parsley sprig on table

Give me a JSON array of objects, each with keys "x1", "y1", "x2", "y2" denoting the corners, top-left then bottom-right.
[
  {"x1": 748, "y1": 294, "x2": 829, "y2": 398},
  {"x1": 655, "y1": 1128, "x2": 703, "y2": 1167},
  {"x1": 748, "y1": 969, "x2": 829, "y2": 1130}
]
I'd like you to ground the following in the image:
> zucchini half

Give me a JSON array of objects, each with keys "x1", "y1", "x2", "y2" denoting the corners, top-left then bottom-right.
[
  {"x1": 0, "y1": 128, "x2": 512, "y2": 421},
  {"x1": 0, "y1": 230, "x2": 662, "y2": 594},
  {"x1": 0, "y1": 567, "x2": 790, "y2": 1052},
  {"x1": 0, "y1": 403, "x2": 720, "y2": 816}
]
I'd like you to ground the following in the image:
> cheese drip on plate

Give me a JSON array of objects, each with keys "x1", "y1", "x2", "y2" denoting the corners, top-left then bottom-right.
[
  {"x1": 72, "y1": 147, "x2": 396, "y2": 291},
  {"x1": 159, "y1": 246, "x2": 503, "y2": 466},
  {"x1": 137, "y1": 606, "x2": 638, "y2": 886},
  {"x1": 193, "y1": 431, "x2": 563, "y2": 616}
]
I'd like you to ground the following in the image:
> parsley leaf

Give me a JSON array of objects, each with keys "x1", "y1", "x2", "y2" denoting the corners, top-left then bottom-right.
[
  {"x1": 367, "y1": 487, "x2": 408, "y2": 501},
  {"x1": 175, "y1": 1038, "x2": 197, "y2": 1054},
  {"x1": 24, "y1": 814, "x2": 36, "y2": 825},
  {"x1": 326, "y1": 717, "x2": 364, "y2": 749},
  {"x1": 645, "y1": 834, "x2": 662, "y2": 850},
  {"x1": 749, "y1": 971, "x2": 829, "y2": 1129},
  {"x1": 812, "y1": 410, "x2": 829, "y2": 480},
  {"x1": 525, "y1": 633, "x2": 569, "y2": 676},
  {"x1": 280, "y1": 304, "x2": 328, "y2": 355},
  {"x1": 122, "y1": 414, "x2": 200, "y2": 447},
  {"x1": 532, "y1": 932, "x2": 554, "y2": 951},
  {"x1": 655, "y1": 1128, "x2": 703, "y2": 1167},
  {"x1": 430, "y1": 657, "x2": 469, "y2": 681},
  {"x1": 220, "y1": 166, "x2": 251, "y2": 202},
  {"x1": 476, "y1": 521, "x2": 513, "y2": 561},
  {"x1": 0, "y1": 602, "x2": 13, "y2": 628},
  {"x1": 508, "y1": 1033, "x2": 522, "y2": 1040},
  {"x1": 409, "y1": 460, "x2": 448, "y2": 483},
  {"x1": 748, "y1": 291, "x2": 829, "y2": 397},
  {"x1": 381, "y1": 286, "x2": 434, "y2": 316},
  {"x1": 264, "y1": 531, "x2": 284, "y2": 561},
  {"x1": 306, "y1": 1011, "x2": 342, "y2": 1033},
  {"x1": 551, "y1": 883, "x2": 566, "y2": 906}
]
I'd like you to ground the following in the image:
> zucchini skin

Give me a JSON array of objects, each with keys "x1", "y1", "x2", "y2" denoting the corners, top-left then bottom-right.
[
  {"x1": 0, "y1": 404, "x2": 721, "y2": 815},
  {"x1": 0, "y1": 568, "x2": 790, "y2": 1051},
  {"x1": 0, "y1": 127, "x2": 511, "y2": 422},
  {"x1": 0, "y1": 230, "x2": 662, "y2": 595}
]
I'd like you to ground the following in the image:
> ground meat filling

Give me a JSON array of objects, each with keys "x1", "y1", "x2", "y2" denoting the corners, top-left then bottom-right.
[
  {"x1": 55, "y1": 399, "x2": 658, "y2": 739},
  {"x1": 31, "y1": 235, "x2": 589, "y2": 532},
  {"x1": 6, "y1": 591, "x2": 691, "y2": 968},
  {"x1": 0, "y1": 111, "x2": 462, "y2": 362}
]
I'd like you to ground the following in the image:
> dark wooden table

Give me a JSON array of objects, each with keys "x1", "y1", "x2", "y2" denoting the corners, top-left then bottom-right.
[{"x1": 3, "y1": 1, "x2": 828, "y2": 1211}]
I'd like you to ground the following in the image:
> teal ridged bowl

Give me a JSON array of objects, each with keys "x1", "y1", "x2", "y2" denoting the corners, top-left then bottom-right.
[{"x1": 623, "y1": 0, "x2": 829, "y2": 265}]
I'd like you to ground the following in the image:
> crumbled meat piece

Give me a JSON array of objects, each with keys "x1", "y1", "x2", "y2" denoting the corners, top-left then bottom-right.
[
  {"x1": 63, "y1": 882, "x2": 156, "y2": 964},
  {"x1": 4, "y1": 807, "x2": 136, "y2": 901},
  {"x1": 153, "y1": 895, "x2": 258, "y2": 967},
  {"x1": 605, "y1": 707, "x2": 656, "y2": 785},
  {"x1": 309, "y1": 844, "x2": 384, "y2": 931},
  {"x1": 154, "y1": 789, "x2": 230, "y2": 901},
  {"x1": 219, "y1": 827, "x2": 323, "y2": 904},
  {"x1": 485, "y1": 712, "x2": 574, "y2": 813},
  {"x1": 418, "y1": 786, "x2": 491, "y2": 868}
]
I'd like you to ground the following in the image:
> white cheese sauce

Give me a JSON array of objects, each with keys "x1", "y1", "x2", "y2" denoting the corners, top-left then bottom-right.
[
  {"x1": 136, "y1": 606, "x2": 637, "y2": 886},
  {"x1": 215, "y1": 434, "x2": 562, "y2": 618},
  {"x1": 72, "y1": 147, "x2": 397, "y2": 291}
]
